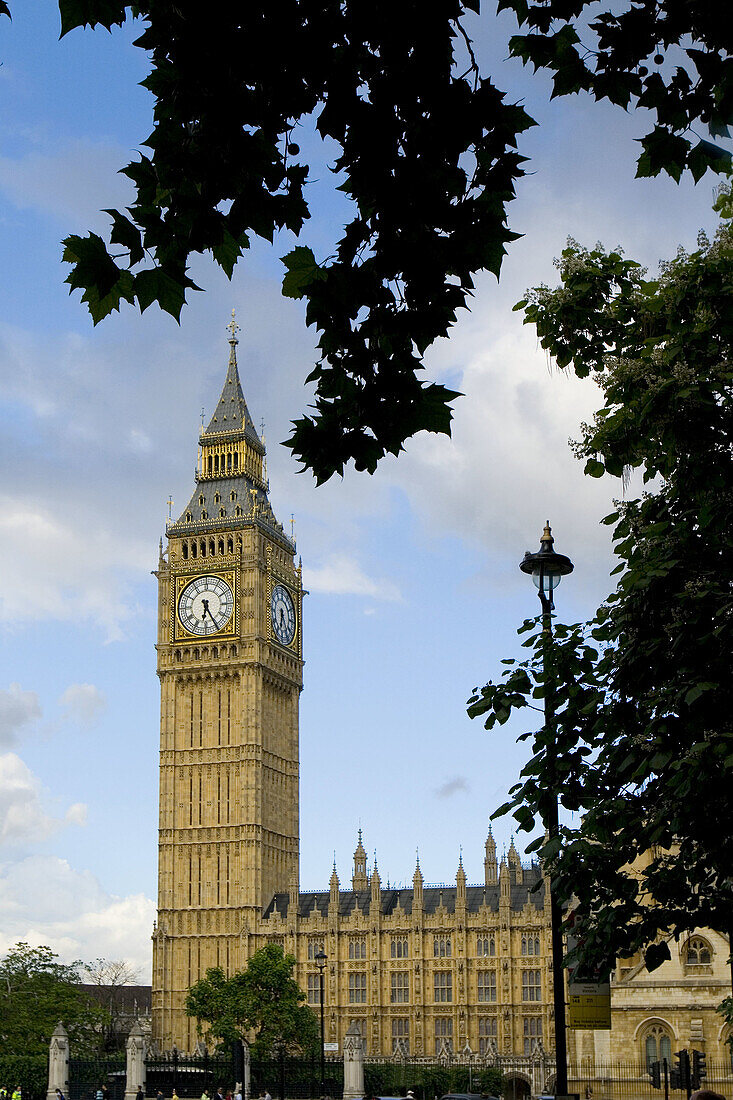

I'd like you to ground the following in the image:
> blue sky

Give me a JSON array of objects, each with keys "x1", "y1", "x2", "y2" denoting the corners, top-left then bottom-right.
[{"x1": 0, "y1": 2, "x2": 726, "y2": 977}]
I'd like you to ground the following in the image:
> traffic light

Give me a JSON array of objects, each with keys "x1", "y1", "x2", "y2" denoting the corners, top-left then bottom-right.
[
  {"x1": 674, "y1": 1050, "x2": 691, "y2": 1095},
  {"x1": 648, "y1": 1060, "x2": 662, "y2": 1089},
  {"x1": 692, "y1": 1050, "x2": 707, "y2": 1089}
]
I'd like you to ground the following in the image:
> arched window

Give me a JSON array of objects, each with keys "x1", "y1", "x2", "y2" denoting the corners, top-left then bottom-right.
[
  {"x1": 214, "y1": 492, "x2": 220, "y2": 504},
  {"x1": 209, "y1": 539, "x2": 215, "y2": 555},
  {"x1": 227, "y1": 538, "x2": 234, "y2": 553},
  {"x1": 207, "y1": 455, "x2": 212, "y2": 474},
  {"x1": 643, "y1": 1023, "x2": 673, "y2": 1069},
  {"x1": 230, "y1": 490, "x2": 237, "y2": 501},
  {"x1": 433, "y1": 936, "x2": 451, "y2": 958},
  {"x1": 182, "y1": 542, "x2": 189, "y2": 560},
  {"x1": 218, "y1": 539, "x2": 225, "y2": 555},
  {"x1": 220, "y1": 508, "x2": 226, "y2": 518},
  {"x1": 199, "y1": 495, "x2": 204, "y2": 506},
  {"x1": 685, "y1": 937, "x2": 712, "y2": 966},
  {"x1": 522, "y1": 934, "x2": 541, "y2": 956},
  {"x1": 477, "y1": 935, "x2": 495, "y2": 957},
  {"x1": 191, "y1": 542, "x2": 198, "y2": 558}
]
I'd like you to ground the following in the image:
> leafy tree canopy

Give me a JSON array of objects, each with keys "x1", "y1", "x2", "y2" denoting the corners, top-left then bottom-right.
[
  {"x1": 185, "y1": 945, "x2": 319, "y2": 1057},
  {"x1": 1, "y1": 0, "x2": 729, "y2": 480},
  {"x1": 0, "y1": 943, "x2": 108, "y2": 1055},
  {"x1": 468, "y1": 188, "x2": 733, "y2": 974}
]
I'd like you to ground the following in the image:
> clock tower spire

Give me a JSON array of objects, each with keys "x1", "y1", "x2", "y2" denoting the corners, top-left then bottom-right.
[{"x1": 152, "y1": 317, "x2": 303, "y2": 1050}]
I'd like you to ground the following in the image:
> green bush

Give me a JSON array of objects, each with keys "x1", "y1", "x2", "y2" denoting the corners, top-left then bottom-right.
[{"x1": 0, "y1": 1054, "x2": 48, "y2": 1100}]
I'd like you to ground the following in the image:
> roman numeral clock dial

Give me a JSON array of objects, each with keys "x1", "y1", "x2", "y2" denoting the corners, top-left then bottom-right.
[
  {"x1": 177, "y1": 574, "x2": 234, "y2": 636},
  {"x1": 270, "y1": 583, "x2": 296, "y2": 646}
]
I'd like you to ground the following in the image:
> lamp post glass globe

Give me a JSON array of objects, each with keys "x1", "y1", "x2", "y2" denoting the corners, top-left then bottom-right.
[{"x1": 520, "y1": 521, "x2": 574, "y2": 610}]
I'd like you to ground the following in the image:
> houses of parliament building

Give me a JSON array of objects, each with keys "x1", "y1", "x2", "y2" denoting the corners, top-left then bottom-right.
[{"x1": 151, "y1": 317, "x2": 555, "y2": 1059}]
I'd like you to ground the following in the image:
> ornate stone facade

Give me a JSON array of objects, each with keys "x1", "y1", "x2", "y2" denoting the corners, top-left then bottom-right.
[
  {"x1": 152, "y1": 323, "x2": 555, "y2": 1060},
  {"x1": 568, "y1": 927, "x2": 733, "y2": 1079}
]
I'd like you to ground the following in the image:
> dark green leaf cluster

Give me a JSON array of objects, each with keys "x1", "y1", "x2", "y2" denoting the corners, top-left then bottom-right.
[
  {"x1": 501, "y1": 0, "x2": 733, "y2": 181},
  {"x1": 470, "y1": 195, "x2": 733, "y2": 975},
  {"x1": 184, "y1": 945, "x2": 318, "y2": 1057},
  {"x1": 49, "y1": 0, "x2": 730, "y2": 481},
  {"x1": 0, "y1": 943, "x2": 109, "y2": 1056},
  {"x1": 57, "y1": 0, "x2": 532, "y2": 481}
]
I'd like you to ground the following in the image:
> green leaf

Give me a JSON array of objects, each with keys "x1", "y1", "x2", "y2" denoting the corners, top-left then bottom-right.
[
  {"x1": 280, "y1": 247, "x2": 324, "y2": 300},
  {"x1": 58, "y1": 0, "x2": 129, "y2": 36}
]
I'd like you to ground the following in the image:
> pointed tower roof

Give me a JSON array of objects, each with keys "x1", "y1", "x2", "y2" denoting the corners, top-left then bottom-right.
[
  {"x1": 202, "y1": 312, "x2": 263, "y2": 449},
  {"x1": 168, "y1": 313, "x2": 292, "y2": 546}
]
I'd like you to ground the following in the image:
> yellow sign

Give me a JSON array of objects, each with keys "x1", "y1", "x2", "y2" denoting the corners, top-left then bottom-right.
[{"x1": 567, "y1": 990, "x2": 612, "y2": 1029}]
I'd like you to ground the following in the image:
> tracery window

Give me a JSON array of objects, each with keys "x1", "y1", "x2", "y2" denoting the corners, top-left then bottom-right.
[
  {"x1": 477, "y1": 934, "x2": 495, "y2": 957},
  {"x1": 434, "y1": 936, "x2": 452, "y2": 958},
  {"x1": 348, "y1": 972, "x2": 367, "y2": 1004},
  {"x1": 349, "y1": 938, "x2": 367, "y2": 960},
  {"x1": 522, "y1": 934, "x2": 541, "y2": 956},
  {"x1": 685, "y1": 937, "x2": 712, "y2": 966},
  {"x1": 392, "y1": 1018, "x2": 409, "y2": 1054},
  {"x1": 478, "y1": 971, "x2": 497, "y2": 1002},
  {"x1": 434, "y1": 1017, "x2": 453, "y2": 1055},
  {"x1": 434, "y1": 971, "x2": 452, "y2": 1003},
  {"x1": 391, "y1": 936, "x2": 409, "y2": 959},
  {"x1": 523, "y1": 1017, "x2": 542, "y2": 1055},
  {"x1": 522, "y1": 969, "x2": 541, "y2": 1001},
  {"x1": 307, "y1": 940, "x2": 324, "y2": 960},
  {"x1": 643, "y1": 1023, "x2": 672, "y2": 1069},
  {"x1": 479, "y1": 1017, "x2": 497, "y2": 1055},
  {"x1": 306, "y1": 974, "x2": 321, "y2": 1005},
  {"x1": 391, "y1": 971, "x2": 409, "y2": 1003}
]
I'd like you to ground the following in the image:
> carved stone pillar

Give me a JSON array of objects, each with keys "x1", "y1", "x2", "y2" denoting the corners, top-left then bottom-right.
[
  {"x1": 124, "y1": 1020, "x2": 146, "y2": 1100},
  {"x1": 343, "y1": 1020, "x2": 365, "y2": 1100},
  {"x1": 47, "y1": 1022, "x2": 69, "y2": 1100}
]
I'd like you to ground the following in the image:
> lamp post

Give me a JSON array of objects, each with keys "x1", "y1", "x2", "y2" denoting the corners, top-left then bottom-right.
[
  {"x1": 315, "y1": 948, "x2": 327, "y2": 1099},
  {"x1": 520, "y1": 521, "x2": 574, "y2": 1097}
]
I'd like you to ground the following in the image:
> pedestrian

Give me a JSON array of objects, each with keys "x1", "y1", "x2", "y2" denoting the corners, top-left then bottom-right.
[
  {"x1": 136, "y1": 1087, "x2": 144, "y2": 1100},
  {"x1": 55, "y1": 1090, "x2": 66, "y2": 1100},
  {"x1": 172, "y1": 1091, "x2": 180, "y2": 1100},
  {"x1": 264, "y1": 1090, "x2": 271, "y2": 1100},
  {"x1": 691, "y1": 1093, "x2": 727, "y2": 1100}
]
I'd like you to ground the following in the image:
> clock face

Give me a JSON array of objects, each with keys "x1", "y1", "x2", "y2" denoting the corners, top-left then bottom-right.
[
  {"x1": 271, "y1": 583, "x2": 296, "y2": 646},
  {"x1": 178, "y1": 575, "x2": 234, "y2": 636}
]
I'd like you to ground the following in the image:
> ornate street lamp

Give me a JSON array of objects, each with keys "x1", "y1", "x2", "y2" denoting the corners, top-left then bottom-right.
[
  {"x1": 520, "y1": 522, "x2": 574, "y2": 1097},
  {"x1": 315, "y1": 948, "x2": 327, "y2": 1098}
]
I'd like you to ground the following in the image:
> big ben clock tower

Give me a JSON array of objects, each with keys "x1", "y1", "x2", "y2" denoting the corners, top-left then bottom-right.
[{"x1": 152, "y1": 315, "x2": 303, "y2": 1049}]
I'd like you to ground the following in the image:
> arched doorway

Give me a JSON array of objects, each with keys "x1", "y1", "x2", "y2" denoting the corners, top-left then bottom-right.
[{"x1": 503, "y1": 1074, "x2": 531, "y2": 1100}]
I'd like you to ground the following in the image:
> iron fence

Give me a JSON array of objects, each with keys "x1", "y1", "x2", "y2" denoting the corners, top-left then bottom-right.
[
  {"x1": 145, "y1": 1050, "x2": 235, "y2": 1099},
  {"x1": 568, "y1": 1058, "x2": 733, "y2": 1100},
  {"x1": 68, "y1": 1056, "x2": 126, "y2": 1100}
]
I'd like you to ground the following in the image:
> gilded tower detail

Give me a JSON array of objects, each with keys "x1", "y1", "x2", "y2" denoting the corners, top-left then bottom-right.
[{"x1": 152, "y1": 317, "x2": 303, "y2": 1049}]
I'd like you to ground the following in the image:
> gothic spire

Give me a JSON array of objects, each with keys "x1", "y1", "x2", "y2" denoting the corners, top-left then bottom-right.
[{"x1": 202, "y1": 310, "x2": 262, "y2": 449}]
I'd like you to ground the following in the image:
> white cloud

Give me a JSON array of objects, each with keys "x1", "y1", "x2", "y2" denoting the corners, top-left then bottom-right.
[
  {"x1": 0, "y1": 684, "x2": 41, "y2": 748},
  {"x1": 0, "y1": 498, "x2": 149, "y2": 639},
  {"x1": 59, "y1": 684, "x2": 106, "y2": 727},
  {"x1": 305, "y1": 554, "x2": 402, "y2": 601},
  {"x1": 435, "y1": 776, "x2": 470, "y2": 799},
  {"x1": 0, "y1": 139, "x2": 133, "y2": 229},
  {"x1": 0, "y1": 753, "x2": 87, "y2": 846},
  {"x1": 0, "y1": 855, "x2": 154, "y2": 977}
]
